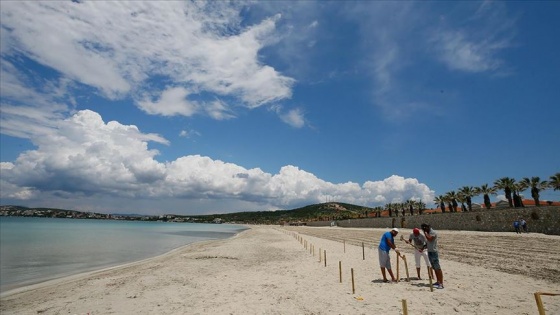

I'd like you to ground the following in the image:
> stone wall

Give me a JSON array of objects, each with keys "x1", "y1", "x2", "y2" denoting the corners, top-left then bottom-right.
[{"x1": 307, "y1": 206, "x2": 560, "y2": 235}]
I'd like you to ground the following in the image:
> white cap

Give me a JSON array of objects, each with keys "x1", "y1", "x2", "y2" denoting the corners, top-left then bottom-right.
[{"x1": 391, "y1": 228, "x2": 399, "y2": 233}]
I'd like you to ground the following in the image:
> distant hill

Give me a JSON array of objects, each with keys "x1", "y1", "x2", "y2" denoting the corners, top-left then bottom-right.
[
  {"x1": 186, "y1": 202, "x2": 377, "y2": 224},
  {"x1": 0, "y1": 202, "x2": 377, "y2": 224}
]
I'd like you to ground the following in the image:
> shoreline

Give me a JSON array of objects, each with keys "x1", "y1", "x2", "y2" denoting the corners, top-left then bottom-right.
[
  {"x1": 1, "y1": 226, "x2": 559, "y2": 314},
  {"x1": 0, "y1": 238, "x2": 222, "y2": 298},
  {"x1": 0, "y1": 226, "x2": 249, "y2": 297}
]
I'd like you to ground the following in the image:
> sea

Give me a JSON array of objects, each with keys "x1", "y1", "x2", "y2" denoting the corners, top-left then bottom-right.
[{"x1": 0, "y1": 216, "x2": 247, "y2": 293}]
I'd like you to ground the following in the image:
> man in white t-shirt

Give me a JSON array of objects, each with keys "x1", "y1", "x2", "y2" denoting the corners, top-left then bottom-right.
[{"x1": 404, "y1": 228, "x2": 432, "y2": 280}]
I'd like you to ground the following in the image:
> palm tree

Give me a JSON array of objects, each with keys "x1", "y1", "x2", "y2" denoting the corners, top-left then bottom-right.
[
  {"x1": 416, "y1": 200, "x2": 426, "y2": 215},
  {"x1": 434, "y1": 195, "x2": 445, "y2": 213},
  {"x1": 494, "y1": 177, "x2": 515, "y2": 208},
  {"x1": 444, "y1": 195, "x2": 454, "y2": 213},
  {"x1": 458, "y1": 186, "x2": 476, "y2": 212},
  {"x1": 385, "y1": 203, "x2": 393, "y2": 217},
  {"x1": 456, "y1": 194, "x2": 467, "y2": 212},
  {"x1": 520, "y1": 177, "x2": 549, "y2": 207},
  {"x1": 549, "y1": 173, "x2": 560, "y2": 191},
  {"x1": 444, "y1": 191, "x2": 459, "y2": 212},
  {"x1": 512, "y1": 181, "x2": 526, "y2": 208},
  {"x1": 406, "y1": 199, "x2": 415, "y2": 216},
  {"x1": 476, "y1": 184, "x2": 497, "y2": 209}
]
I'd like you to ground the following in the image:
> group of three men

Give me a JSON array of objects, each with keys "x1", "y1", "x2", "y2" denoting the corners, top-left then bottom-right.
[{"x1": 378, "y1": 224, "x2": 444, "y2": 289}]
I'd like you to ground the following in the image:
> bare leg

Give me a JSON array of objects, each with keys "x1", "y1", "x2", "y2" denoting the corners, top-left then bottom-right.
[
  {"x1": 387, "y1": 268, "x2": 397, "y2": 281},
  {"x1": 380, "y1": 268, "x2": 388, "y2": 281},
  {"x1": 416, "y1": 267, "x2": 422, "y2": 279},
  {"x1": 435, "y1": 268, "x2": 443, "y2": 286}
]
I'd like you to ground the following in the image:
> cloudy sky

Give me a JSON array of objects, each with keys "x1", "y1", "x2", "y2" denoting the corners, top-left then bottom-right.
[{"x1": 1, "y1": 1, "x2": 559, "y2": 215}]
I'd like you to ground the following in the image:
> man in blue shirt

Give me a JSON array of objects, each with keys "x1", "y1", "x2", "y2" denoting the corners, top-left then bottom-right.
[
  {"x1": 513, "y1": 220, "x2": 521, "y2": 234},
  {"x1": 378, "y1": 227, "x2": 400, "y2": 282}
]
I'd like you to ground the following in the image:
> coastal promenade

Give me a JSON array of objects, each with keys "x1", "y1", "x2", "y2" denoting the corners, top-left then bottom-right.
[{"x1": 1, "y1": 226, "x2": 559, "y2": 314}]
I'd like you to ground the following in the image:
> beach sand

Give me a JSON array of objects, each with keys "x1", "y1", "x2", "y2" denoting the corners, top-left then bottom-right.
[{"x1": 1, "y1": 226, "x2": 559, "y2": 314}]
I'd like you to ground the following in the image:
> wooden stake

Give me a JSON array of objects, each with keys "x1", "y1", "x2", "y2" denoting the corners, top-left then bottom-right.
[
  {"x1": 319, "y1": 248, "x2": 322, "y2": 262},
  {"x1": 534, "y1": 292, "x2": 546, "y2": 315},
  {"x1": 402, "y1": 255, "x2": 410, "y2": 282},
  {"x1": 396, "y1": 252, "x2": 400, "y2": 282},
  {"x1": 324, "y1": 250, "x2": 327, "y2": 267},
  {"x1": 362, "y1": 242, "x2": 365, "y2": 260},
  {"x1": 339, "y1": 261, "x2": 342, "y2": 283},
  {"x1": 351, "y1": 268, "x2": 355, "y2": 294},
  {"x1": 534, "y1": 292, "x2": 560, "y2": 315},
  {"x1": 428, "y1": 266, "x2": 434, "y2": 292},
  {"x1": 343, "y1": 240, "x2": 346, "y2": 253},
  {"x1": 402, "y1": 299, "x2": 408, "y2": 315}
]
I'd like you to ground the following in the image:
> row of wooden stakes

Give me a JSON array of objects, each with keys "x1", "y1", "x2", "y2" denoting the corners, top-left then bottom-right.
[
  {"x1": 284, "y1": 230, "x2": 424, "y2": 315},
  {"x1": 284, "y1": 229, "x2": 560, "y2": 315}
]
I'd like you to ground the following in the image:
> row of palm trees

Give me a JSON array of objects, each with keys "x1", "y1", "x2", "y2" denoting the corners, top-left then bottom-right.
[
  {"x1": 433, "y1": 173, "x2": 560, "y2": 213},
  {"x1": 382, "y1": 200, "x2": 428, "y2": 217}
]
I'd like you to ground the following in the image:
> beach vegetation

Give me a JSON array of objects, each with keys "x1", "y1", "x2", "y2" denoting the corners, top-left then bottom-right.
[
  {"x1": 549, "y1": 173, "x2": 560, "y2": 191},
  {"x1": 434, "y1": 195, "x2": 445, "y2": 213},
  {"x1": 475, "y1": 184, "x2": 497, "y2": 209},
  {"x1": 443, "y1": 191, "x2": 458, "y2": 212},
  {"x1": 458, "y1": 186, "x2": 476, "y2": 212},
  {"x1": 520, "y1": 177, "x2": 549, "y2": 207},
  {"x1": 494, "y1": 177, "x2": 515, "y2": 208}
]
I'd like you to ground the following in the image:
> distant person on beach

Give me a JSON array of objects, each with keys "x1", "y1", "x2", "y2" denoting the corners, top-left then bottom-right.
[
  {"x1": 513, "y1": 220, "x2": 521, "y2": 234},
  {"x1": 520, "y1": 218, "x2": 528, "y2": 233},
  {"x1": 378, "y1": 227, "x2": 400, "y2": 282},
  {"x1": 421, "y1": 223, "x2": 444, "y2": 289},
  {"x1": 404, "y1": 228, "x2": 432, "y2": 280}
]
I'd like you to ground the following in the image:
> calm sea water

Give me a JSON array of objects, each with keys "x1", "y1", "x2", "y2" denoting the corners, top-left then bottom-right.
[{"x1": 0, "y1": 217, "x2": 247, "y2": 292}]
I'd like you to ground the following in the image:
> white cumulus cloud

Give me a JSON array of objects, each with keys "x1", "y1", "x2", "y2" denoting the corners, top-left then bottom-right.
[{"x1": 0, "y1": 110, "x2": 434, "y2": 213}]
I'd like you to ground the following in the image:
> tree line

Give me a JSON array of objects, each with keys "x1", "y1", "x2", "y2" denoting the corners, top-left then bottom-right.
[
  {"x1": 430, "y1": 173, "x2": 560, "y2": 214},
  {"x1": 379, "y1": 173, "x2": 559, "y2": 217}
]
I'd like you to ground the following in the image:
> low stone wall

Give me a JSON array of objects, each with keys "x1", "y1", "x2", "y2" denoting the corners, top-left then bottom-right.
[{"x1": 306, "y1": 206, "x2": 560, "y2": 235}]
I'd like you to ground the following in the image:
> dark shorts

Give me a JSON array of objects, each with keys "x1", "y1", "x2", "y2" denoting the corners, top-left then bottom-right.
[{"x1": 428, "y1": 252, "x2": 441, "y2": 270}]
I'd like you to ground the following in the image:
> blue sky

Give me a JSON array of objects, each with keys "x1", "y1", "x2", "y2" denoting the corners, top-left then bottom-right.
[{"x1": 1, "y1": 1, "x2": 559, "y2": 215}]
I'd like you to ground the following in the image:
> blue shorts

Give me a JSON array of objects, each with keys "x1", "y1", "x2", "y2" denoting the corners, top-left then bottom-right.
[{"x1": 428, "y1": 252, "x2": 441, "y2": 270}]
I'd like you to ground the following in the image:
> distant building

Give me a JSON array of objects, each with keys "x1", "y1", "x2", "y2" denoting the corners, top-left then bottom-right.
[
  {"x1": 471, "y1": 203, "x2": 482, "y2": 210},
  {"x1": 495, "y1": 200, "x2": 510, "y2": 208}
]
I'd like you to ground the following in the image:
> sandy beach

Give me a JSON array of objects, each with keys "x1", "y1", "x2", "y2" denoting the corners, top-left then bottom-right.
[{"x1": 1, "y1": 226, "x2": 559, "y2": 314}]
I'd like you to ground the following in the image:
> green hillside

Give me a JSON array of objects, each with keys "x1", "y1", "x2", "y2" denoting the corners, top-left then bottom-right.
[{"x1": 187, "y1": 202, "x2": 376, "y2": 224}]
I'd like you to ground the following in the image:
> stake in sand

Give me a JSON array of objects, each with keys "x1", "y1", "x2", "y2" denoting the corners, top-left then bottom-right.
[
  {"x1": 401, "y1": 254, "x2": 410, "y2": 282},
  {"x1": 402, "y1": 299, "x2": 408, "y2": 315},
  {"x1": 351, "y1": 268, "x2": 355, "y2": 294},
  {"x1": 339, "y1": 261, "x2": 342, "y2": 283},
  {"x1": 428, "y1": 266, "x2": 434, "y2": 292},
  {"x1": 396, "y1": 252, "x2": 400, "y2": 282},
  {"x1": 534, "y1": 292, "x2": 560, "y2": 315}
]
